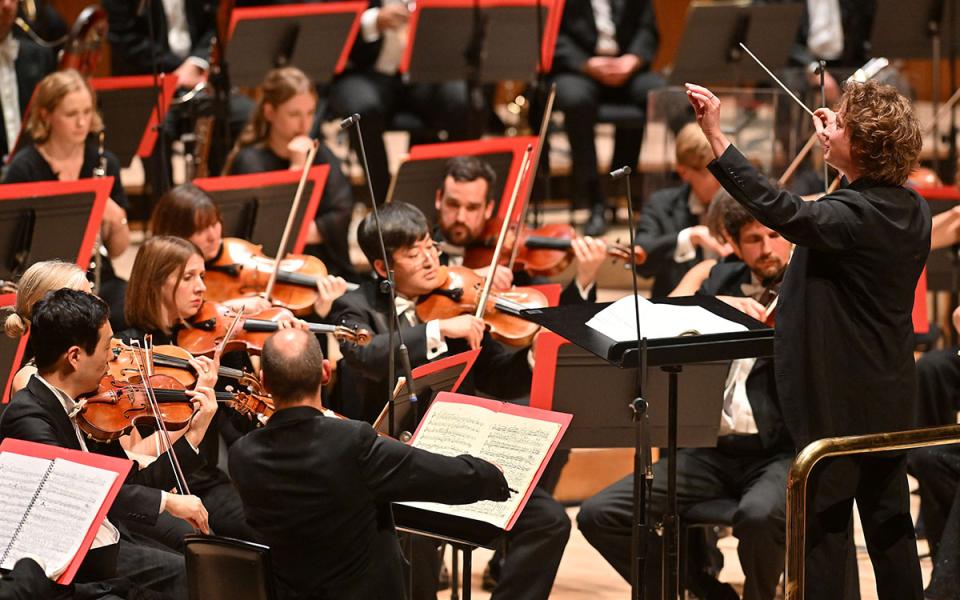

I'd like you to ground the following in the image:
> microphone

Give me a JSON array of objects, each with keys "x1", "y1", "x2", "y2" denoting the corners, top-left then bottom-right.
[
  {"x1": 339, "y1": 114, "x2": 361, "y2": 130},
  {"x1": 610, "y1": 166, "x2": 632, "y2": 180}
]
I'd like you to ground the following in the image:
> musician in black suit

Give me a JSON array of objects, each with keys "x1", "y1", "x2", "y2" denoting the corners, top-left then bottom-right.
[
  {"x1": 327, "y1": 0, "x2": 472, "y2": 203},
  {"x1": 0, "y1": 0, "x2": 56, "y2": 161},
  {"x1": 0, "y1": 289, "x2": 217, "y2": 598},
  {"x1": 432, "y1": 156, "x2": 605, "y2": 308},
  {"x1": 104, "y1": 0, "x2": 252, "y2": 179},
  {"x1": 552, "y1": 0, "x2": 666, "y2": 235},
  {"x1": 330, "y1": 202, "x2": 570, "y2": 600},
  {"x1": 687, "y1": 80, "x2": 929, "y2": 599},
  {"x1": 634, "y1": 123, "x2": 731, "y2": 297},
  {"x1": 229, "y1": 327, "x2": 510, "y2": 600},
  {"x1": 579, "y1": 199, "x2": 794, "y2": 600}
]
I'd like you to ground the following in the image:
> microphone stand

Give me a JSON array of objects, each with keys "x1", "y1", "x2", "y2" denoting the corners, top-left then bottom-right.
[
  {"x1": 612, "y1": 166, "x2": 653, "y2": 600},
  {"x1": 340, "y1": 114, "x2": 419, "y2": 437},
  {"x1": 140, "y1": 0, "x2": 170, "y2": 195}
]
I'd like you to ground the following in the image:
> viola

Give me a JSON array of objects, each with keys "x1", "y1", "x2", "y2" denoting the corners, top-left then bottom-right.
[
  {"x1": 177, "y1": 302, "x2": 371, "y2": 357},
  {"x1": 415, "y1": 266, "x2": 547, "y2": 347},
  {"x1": 77, "y1": 374, "x2": 275, "y2": 442},
  {"x1": 204, "y1": 238, "x2": 358, "y2": 316},
  {"x1": 463, "y1": 218, "x2": 647, "y2": 277}
]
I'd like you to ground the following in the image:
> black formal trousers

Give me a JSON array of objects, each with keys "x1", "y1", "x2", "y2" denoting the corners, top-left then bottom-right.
[
  {"x1": 327, "y1": 70, "x2": 469, "y2": 203},
  {"x1": 577, "y1": 442, "x2": 792, "y2": 600},
  {"x1": 908, "y1": 444, "x2": 960, "y2": 600},
  {"x1": 552, "y1": 69, "x2": 665, "y2": 209},
  {"x1": 804, "y1": 454, "x2": 921, "y2": 600}
]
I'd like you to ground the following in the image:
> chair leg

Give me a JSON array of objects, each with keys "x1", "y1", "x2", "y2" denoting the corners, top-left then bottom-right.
[{"x1": 451, "y1": 546, "x2": 460, "y2": 600}]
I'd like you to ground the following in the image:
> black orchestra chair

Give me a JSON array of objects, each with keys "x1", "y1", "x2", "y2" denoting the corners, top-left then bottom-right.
[
  {"x1": 679, "y1": 497, "x2": 738, "y2": 599},
  {"x1": 184, "y1": 534, "x2": 276, "y2": 600}
]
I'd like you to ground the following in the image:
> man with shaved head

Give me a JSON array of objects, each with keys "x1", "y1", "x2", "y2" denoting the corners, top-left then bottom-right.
[{"x1": 229, "y1": 329, "x2": 510, "y2": 600}]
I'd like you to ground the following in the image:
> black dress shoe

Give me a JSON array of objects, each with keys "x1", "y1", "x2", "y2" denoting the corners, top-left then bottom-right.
[{"x1": 584, "y1": 204, "x2": 608, "y2": 236}]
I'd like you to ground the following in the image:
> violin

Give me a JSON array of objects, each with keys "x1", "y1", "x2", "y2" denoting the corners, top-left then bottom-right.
[
  {"x1": 204, "y1": 238, "x2": 357, "y2": 316},
  {"x1": 463, "y1": 218, "x2": 647, "y2": 277},
  {"x1": 109, "y1": 339, "x2": 261, "y2": 390},
  {"x1": 415, "y1": 266, "x2": 547, "y2": 347},
  {"x1": 77, "y1": 374, "x2": 276, "y2": 442},
  {"x1": 177, "y1": 301, "x2": 371, "y2": 357}
]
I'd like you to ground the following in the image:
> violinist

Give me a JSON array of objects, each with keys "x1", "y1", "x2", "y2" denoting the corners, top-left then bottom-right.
[
  {"x1": 579, "y1": 198, "x2": 794, "y2": 600},
  {"x1": 149, "y1": 183, "x2": 350, "y2": 319},
  {"x1": 4, "y1": 260, "x2": 91, "y2": 394},
  {"x1": 229, "y1": 327, "x2": 510, "y2": 600},
  {"x1": 686, "y1": 80, "x2": 928, "y2": 599},
  {"x1": 434, "y1": 156, "x2": 607, "y2": 305},
  {"x1": 2, "y1": 69, "x2": 131, "y2": 331},
  {"x1": 223, "y1": 66, "x2": 357, "y2": 280},
  {"x1": 119, "y1": 235, "x2": 264, "y2": 546},
  {"x1": 330, "y1": 201, "x2": 570, "y2": 600},
  {"x1": 634, "y1": 122, "x2": 732, "y2": 298},
  {"x1": 0, "y1": 289, "x2": 212, "y2": 599}
]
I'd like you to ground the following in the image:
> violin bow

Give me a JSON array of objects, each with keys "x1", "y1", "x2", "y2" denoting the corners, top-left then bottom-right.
[
  {"x1": 215, "y1": 306, "x2": 244, "y2": 361},
  {"x1": 129, "y1": 337, "x2": 192, "y2": 497},
  {"x1": 263, "y1": 140, "x2": 320, "y2": 304},
  {"x1": 475, "y1": 145, "x2": 534, "y2": 320},
  {"x1": 507, "y1": 84, "x2": 556, "y2": 273}
]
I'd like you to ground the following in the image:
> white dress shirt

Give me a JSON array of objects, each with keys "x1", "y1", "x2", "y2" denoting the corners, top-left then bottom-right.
[
  {"x1": 360, "y1": 0, "x2": 408, "y2": 75},
  {"x1": 395, "y1": 294, "x2": 448, "y2": 359},
  {"x1": 717, "y1": 273, "x2": 764, "y2": 436},
  {"x1": 161, "y1": 0, "x2": 209, "y2": 71},
  {"x1": 0, "y1": 35, "x2": 21, "y2": 155},
  {"x1": 590, "y1": 0, "x2": 620, "y2": 56}
]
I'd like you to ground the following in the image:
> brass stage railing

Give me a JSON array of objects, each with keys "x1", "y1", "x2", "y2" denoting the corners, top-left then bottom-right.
[{"x1": 784, "y1": 423, "x2": 960, "y2": 600}]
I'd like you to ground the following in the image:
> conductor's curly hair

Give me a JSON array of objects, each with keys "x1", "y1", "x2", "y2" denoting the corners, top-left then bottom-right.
[{"x1": 837, "y1": 81, "x2": 921, "y2": 186}]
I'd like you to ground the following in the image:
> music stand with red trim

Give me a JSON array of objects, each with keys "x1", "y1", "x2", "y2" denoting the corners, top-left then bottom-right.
[
  {"x1": 224, "y1": 2, "x2": 365, "y2": 88},
  {"x1": 192, "y1": 166, "x2": 328, "y2": 255},
  {"x1": 374, "y1": 348, "x2": 481, "y2": 437},
  {"x1": 914, "y1": 268, "x2": 930, "y2": 336},
  {"x1": 388, "y1": 137, "x2": 538, "y2": 227},
  {"x1": 91, "y1": 74, "x2": 179, "y2": 166},
  {"x1": 0, "y1": 178, "x2": 112, "y2": 403},
  {"x1": 400, "y1": 0, "x2": 565, "y2": 82}
]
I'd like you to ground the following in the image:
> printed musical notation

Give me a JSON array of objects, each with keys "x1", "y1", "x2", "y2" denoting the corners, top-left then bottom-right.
[{"x1": 403, "y1": 399, "x2": 563, "y2": 530}]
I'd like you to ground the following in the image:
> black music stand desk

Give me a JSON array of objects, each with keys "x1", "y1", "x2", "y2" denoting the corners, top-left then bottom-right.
[
  {"x1": 522, "y1": 295, "x2": 774, "y2": 600},
  {"x1": 401, "y1": 0, "x2": 564, "y2": 84},
  {"x1": 224, "y1": 2, "x2": 365, "y2": 88},
  {"x1": 669, "y1": 2, "x2": 804, "y2": 86}
]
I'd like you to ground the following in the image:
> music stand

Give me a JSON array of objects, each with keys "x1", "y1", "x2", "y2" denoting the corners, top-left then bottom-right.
[
  {"x1": 668, "y1": 2, "x2": 804, "y2": 85},
  {"x1": 0, "y1": 178, "x2": 112, "y2": 403},
  {"x1": 386, "y1": 137, "x2": 538, "y2": 227},
  {"x1": 374, "y1": 348, "x2": 480, "y2": 437},
  {"x1": 400, "y1": 0, "x2": 564, "y2": 84},
  {"x1": 91, "y1": 74, "x2": 178, "y2": 167},
  {"x1": 192, "y1": 166, "x2": 328, "y2": 254},
  {"x1": 520, "y1": 296, "x2": 774, "y2": 600},
  {"x1": 224, "y1": 2, "x2": 365, "y2": 88}
]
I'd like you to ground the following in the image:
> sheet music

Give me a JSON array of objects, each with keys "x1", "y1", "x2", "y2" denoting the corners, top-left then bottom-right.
[
  {"x1": 0, "y1": 457, "x2": 117, "y2": 578},
  {"x1": 401, "y1": 402, "x2": 561, "y2": 529},
  {"x1": 0, "y1": 454, "x2": 50, "y2": 548},
  {"x1": 586, "y1": 294, "x2": 747, "y2": 342}
]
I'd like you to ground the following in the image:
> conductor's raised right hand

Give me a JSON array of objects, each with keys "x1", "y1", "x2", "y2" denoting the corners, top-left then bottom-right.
[
  {"x1": 164, "y1": 493, "x2": 210, "y2": 534},
  {"x1": 439, "y1": 315, "x2": 485, "y2": 350}
]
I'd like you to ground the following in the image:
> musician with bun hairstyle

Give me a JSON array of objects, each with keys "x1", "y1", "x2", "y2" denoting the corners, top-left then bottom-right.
[{"x1": 686, "y1": 79, "x2": 929, "y2": 600}]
